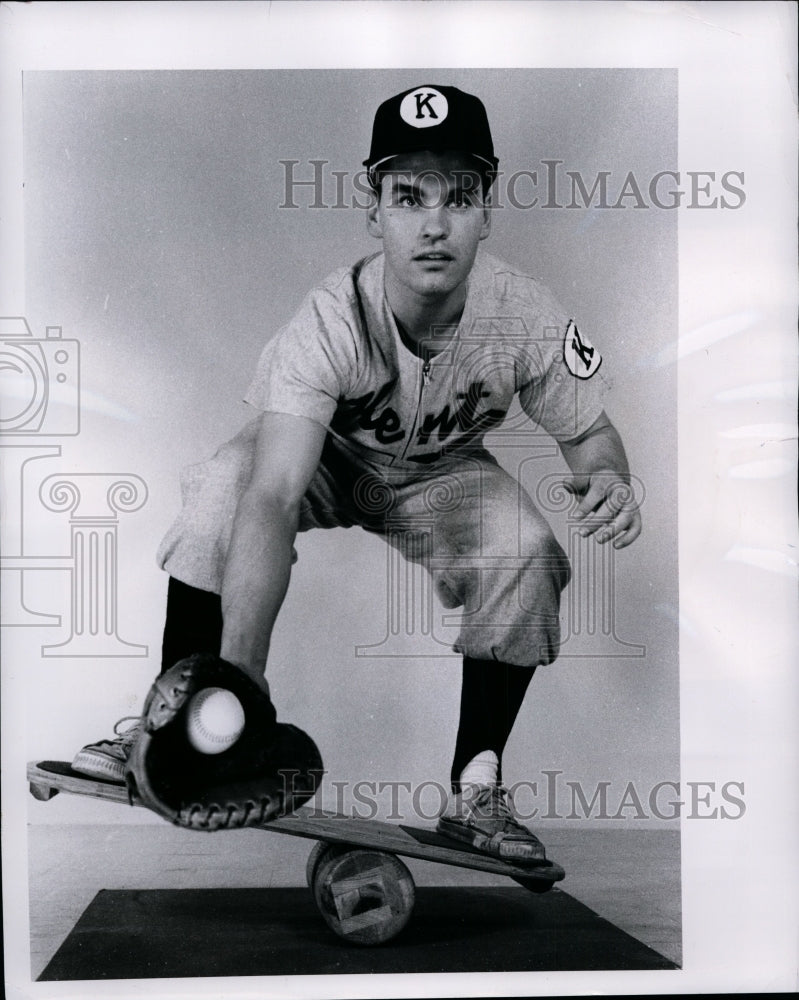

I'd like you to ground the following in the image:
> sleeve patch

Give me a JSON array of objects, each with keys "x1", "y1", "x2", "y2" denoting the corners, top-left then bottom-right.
[{"x1": 564, "y1": 320, "x2": 602, "y2": 379}]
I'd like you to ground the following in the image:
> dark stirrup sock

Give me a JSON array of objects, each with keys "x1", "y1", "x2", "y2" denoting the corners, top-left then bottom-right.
[
  {"x1": 160, "y1": 577, "x2": 224, "y2": 673},
  {"x1": 450, "y1": 656, "x2": 537, "y2": 791}
]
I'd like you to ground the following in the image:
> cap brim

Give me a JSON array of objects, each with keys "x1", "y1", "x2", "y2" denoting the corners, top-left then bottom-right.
[{"x1": 364, "y1": 153, "x2": 498, "y2": 175}]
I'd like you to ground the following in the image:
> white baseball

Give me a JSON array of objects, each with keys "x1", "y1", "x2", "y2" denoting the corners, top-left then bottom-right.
[{"x1": 185, "y1": 687, "x2": 245, "y2": 754}]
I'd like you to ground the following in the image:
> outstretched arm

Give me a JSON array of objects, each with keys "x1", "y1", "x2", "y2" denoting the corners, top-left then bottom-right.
[
  {"x1": 219, "y1": 411, "x2": 327, "y2": 687},
  {"x1": 557, "y1": 410, "x2": 642, "y2": 549}
]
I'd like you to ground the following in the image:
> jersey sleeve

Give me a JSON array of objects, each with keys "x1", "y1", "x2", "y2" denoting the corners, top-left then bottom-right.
[
  {"x1": 243, "y1": 285, "x2": 358, "y2": 428},
  {"x1": 517, "y1": 286, "x2": 609, "y2": 442}
]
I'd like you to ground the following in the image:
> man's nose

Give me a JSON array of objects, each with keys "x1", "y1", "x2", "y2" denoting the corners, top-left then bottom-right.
[{"x1": 421, "y1": 203, "x2": 449, "y2": 239}]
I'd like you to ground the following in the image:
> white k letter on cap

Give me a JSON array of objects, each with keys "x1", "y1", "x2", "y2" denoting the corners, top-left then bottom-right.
[{"x1": 400, "y1": 88, "x2": 449, "y2": 128}]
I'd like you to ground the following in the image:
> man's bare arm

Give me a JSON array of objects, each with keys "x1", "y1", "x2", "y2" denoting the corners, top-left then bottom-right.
[
  {"x1": 557, "y1": 410, "x2": 642, "y2": 549},
  {"x1": 219, "y1": 411, "x2": 327, "y2": 686}
]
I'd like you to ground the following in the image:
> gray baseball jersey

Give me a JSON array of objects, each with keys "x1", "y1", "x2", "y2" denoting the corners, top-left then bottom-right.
[
  {"x1": 157, "y1": 248, "x2": 606, "y2": 659},
  {"x1": 243, "y1": 249, "x2": 607, "y2": 468}
]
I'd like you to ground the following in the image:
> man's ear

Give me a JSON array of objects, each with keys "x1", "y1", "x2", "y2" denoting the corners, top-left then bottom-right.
[{"x1": 366, "y1": 194, "x2": 383, "y2": 239}]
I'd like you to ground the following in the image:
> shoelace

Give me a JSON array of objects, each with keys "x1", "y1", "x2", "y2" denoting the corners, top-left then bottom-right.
[
  {"x1": 112, "y1": 716, "x2": 141, "y2": 746},
  {"x1": 468, "y1": 783, "x2": 516, "y2": 819}
]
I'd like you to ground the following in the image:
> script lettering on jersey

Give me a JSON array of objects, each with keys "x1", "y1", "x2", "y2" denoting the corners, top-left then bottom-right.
[
  {"x1": 415, "y1": 380, "x2": 506, "y2": 449},
  {"x1": 332, "y1": 379, "x2": 406, "y2": 445}
]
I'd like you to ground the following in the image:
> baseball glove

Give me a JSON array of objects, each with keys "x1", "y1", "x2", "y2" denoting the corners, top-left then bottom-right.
[{"x1": 125, "y1": 653, "x2": 324, "y2": 831}]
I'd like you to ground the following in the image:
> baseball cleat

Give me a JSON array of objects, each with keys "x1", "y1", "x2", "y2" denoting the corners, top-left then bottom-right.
[
  {"x1": 71, "y1": 717, "x2": 142, "y2": 783},
  {"x1": 437, "y1": 783, "x2": 550, "y2": 866}
]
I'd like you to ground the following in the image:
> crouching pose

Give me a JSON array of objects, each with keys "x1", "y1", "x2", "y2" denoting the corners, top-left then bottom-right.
[{"x1": 73, "y1": 84, "x2": 641, "y2": 862}]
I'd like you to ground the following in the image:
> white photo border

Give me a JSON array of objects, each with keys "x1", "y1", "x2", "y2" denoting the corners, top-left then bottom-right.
[{"x1": 1, "y1": 2, "x2": 797, "y2": 997}]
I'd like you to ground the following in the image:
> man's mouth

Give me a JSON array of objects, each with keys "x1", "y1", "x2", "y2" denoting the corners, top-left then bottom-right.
[{"x1": 414, "y1": 252, "x2": 454, "y2": 262}]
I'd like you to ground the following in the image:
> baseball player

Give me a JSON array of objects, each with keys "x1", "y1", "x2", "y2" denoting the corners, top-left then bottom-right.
[{"x1": 72, "y1": 85, "x2": 641, "y2": 864}]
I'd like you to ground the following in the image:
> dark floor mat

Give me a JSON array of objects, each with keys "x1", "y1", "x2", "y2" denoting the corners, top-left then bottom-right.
[{"x1": 38, "y1": 885, "x2": 679, "y2": 979}]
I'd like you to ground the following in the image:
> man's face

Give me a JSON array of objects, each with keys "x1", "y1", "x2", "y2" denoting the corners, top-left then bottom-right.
[{"x1": 366, "y1": 151, "x2": 491, "y2": 302}]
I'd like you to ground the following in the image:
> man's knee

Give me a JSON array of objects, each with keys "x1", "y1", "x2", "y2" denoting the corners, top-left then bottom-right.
[
  {"x1": 505, "y1": 489, "x2": 570, "y2": 591},
  {"x1": 524, "y1": 526, "x2": 571, "y2": 593}
]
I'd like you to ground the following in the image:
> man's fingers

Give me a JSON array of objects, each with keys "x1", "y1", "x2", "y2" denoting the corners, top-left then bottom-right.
[
  {"x1": 576, "y1": 493, "x2": 619, "y2": 533},
  {"x1": 612, "y1": 513, "x2": 643, "y2": 548},
  {"x1": 572, "y1": 475, "x2": 634, "y2": 519},
  {"x1": 594, "y1": 510, "x2": 642, "y2": 548},
  {"x1": 573, "y1": 480, "x2": 609, "y2": 520},
  {"x1": 570, "y1": 474, "x2": 641, "y2": 547},
  {"x1": 578, "y1": 503, "x2": 641, "y2": 544}
]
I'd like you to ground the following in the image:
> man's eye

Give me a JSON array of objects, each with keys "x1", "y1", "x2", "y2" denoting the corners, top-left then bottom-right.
[
  {"x1": 397, "y1": 194, "x2": 417, "y2": 207},
  {"x1": 448, "y1": 193, "x2": 472, "y2": 208}
]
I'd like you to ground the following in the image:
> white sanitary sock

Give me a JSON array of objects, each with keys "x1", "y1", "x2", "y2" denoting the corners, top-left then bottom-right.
[{"x1": 459, "y1": 749, "x2": 499, "y2": 789}]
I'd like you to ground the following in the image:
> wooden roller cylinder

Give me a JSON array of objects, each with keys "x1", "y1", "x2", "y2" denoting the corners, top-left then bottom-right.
[{"x1": 310, "y1": 844, "x2": 415, "y2": 945}]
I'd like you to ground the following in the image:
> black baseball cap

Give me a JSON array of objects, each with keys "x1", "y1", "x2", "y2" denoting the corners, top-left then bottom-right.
[{"x1": 363, "y1": 84, "x2": 498, "y2": 178}]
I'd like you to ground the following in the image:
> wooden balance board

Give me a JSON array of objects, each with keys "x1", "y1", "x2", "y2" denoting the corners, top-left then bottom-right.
[{"x1": 28, "y1": 760, "x2": 565, "y2": 946}]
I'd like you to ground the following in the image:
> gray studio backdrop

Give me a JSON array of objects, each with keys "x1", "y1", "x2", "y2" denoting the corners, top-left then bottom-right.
[{"x1": 22, "y1": 69, "x2": 677, "y2": 826}]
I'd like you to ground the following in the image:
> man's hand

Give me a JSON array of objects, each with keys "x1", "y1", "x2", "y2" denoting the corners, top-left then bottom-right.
[
  {"x1": 558, "y1": 411, "x2": 642, "y2": 550},
  {"x1": 563, "y1": 470, "x2": 642, "y2": 548}
]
